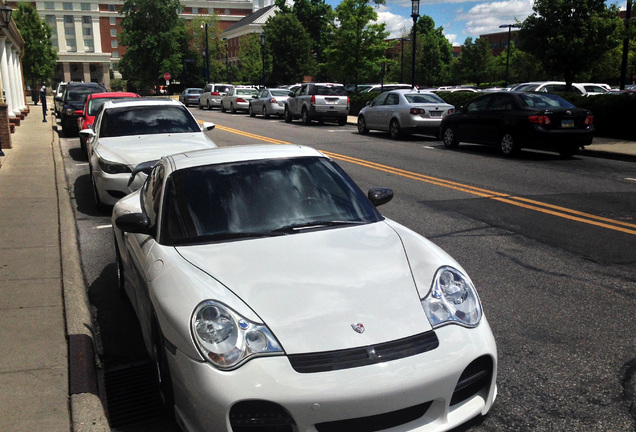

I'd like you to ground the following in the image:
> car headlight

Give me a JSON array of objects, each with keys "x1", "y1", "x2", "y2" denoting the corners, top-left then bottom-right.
[
  {"x1": 98, "y1": 158, "x2": 132, "y2": 174},
  {"x1": 422, "y1": 266, "x2": 482, "y2": 328},
  {"x1": 192, "y1": 300, "x2": 284, "y2": 370}
]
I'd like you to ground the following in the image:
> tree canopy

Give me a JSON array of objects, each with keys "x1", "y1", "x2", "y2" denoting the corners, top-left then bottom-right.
[
  {"x1": 265, "y1": 12, "x2": 313, "y2": 85},
  {"x1": 118, "y1": 0, "x2": 189, "y2": 92},
  {"x1": 519, "y1": 0, "x2": 622, "y2": 86},
  {"x1": 452, "y1": 37, "x2": 494, "y2": 86},
  {"x1": 13, "y1": 3, "x2": 58, "y2": 87}
]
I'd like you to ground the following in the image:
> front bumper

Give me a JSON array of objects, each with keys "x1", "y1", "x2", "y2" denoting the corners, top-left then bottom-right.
[
  {"x1": 168, "y1": 322, "x2": 497, "y2": 432},
  {"x1": 93, "y1": 168, "x2": 146, "y2": 206}
]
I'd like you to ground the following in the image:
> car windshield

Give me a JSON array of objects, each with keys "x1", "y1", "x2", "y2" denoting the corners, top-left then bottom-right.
[
  {"x1": 314, "y1": 86, "x2": 347, "y2": 96},
  {"x1": 161, "y1": 157, "x2": 383, "y2": 245},
  {"x1": 270, "y1": 89, "x2": 289, "y2": 97},
  {"x1": 67, "y1": 87, "x2": 100, "y2": 102},
  {"x1": 237, "y1": 89, "x2": 258, "y2": 96},
  {"x1": 88, "y1": 97, "x2": 136, "y2": 116},
  {"x1": 188, "y1": 89, "x2": 203, "y2": 94},
  {"x1": 405, "y1": 93, "x2": 446, "y2": 104},
  {"x1": 215, "y1": 85, "x2": 232, "y2": 93},
  {"x1": 518, "y1": 93, "x2": 575, "y2": 109},
  {"x1": 99, "y1": 105, "x2": 201, "y2": 137}
]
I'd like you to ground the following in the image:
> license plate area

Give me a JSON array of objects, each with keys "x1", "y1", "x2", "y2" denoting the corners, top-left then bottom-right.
[
  {"x1": 430, "y1": 111, "x2": 443, "y2": 117},
  {"x1": 561, "y1": 119, "x2": 575, "y2": 128}
]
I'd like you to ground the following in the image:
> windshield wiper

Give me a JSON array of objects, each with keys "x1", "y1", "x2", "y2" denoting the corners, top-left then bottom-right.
[
  {"x1": 187, "y1": 231, "x2": 285, "y2": 244},
  {"x1": 272, "y1": 220, "x2": 366, "y2": 234}
]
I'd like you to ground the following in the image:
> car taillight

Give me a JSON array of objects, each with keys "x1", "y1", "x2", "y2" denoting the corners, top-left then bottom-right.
[
  {"x1": 270, "y1": 97, "x2": 277, "y2": 103},
  {"x1": 528, "y1": 115, "x2": 551, "y2": 125},
  {"x1": 236, "y1": 98, "x2": 246, "y2": 103},
  {"x1": 447, "y1": 108, "x2": 455, "y2": 115},
  {"x1": 584, "y1": 115, "x2": 594, "y2": 125},
  {"x1": 410, "y1": 108, "x2": 426, "y2": 115},
  {"x1": 310, "y1": 95, "x2": 316, "y2": 104},
  {"x1": 211, "y1": 92, "x2": 220, "y2": 96}
]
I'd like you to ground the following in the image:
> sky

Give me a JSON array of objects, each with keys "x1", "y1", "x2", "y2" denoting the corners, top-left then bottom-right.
[{"x1": 323, "y1": 0, "x2": 629, "y2": 47}]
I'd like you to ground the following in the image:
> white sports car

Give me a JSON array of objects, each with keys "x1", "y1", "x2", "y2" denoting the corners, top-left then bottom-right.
[
  {"x1": 80, "y1": 98, "x2": 216, "y2": 209},
  {"x1": 112, "y1": 145, "x2": 497, "y2": 432}
]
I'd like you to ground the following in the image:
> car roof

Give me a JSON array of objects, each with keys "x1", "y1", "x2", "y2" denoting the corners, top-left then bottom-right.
[
  {"x1": 102, "y1": 98, "x2": 183, "y2": 110},
  {"x1": 87, "y1": 92, "x2": 139, "y2": 99},
  {"x1": 167, "y1": 145, "x2": 326, "y2": 172}
]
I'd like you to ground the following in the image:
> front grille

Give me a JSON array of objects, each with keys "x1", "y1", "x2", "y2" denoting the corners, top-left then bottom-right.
[
  {"x1": 230, "y1": 400, "x2": 296, "y2": 432},
  {"x1": 315, "y1": 401, "x2": 433, "y2": 432},
  {"x1": 288, "y1": 331, "x2": 438, "y2": 373}
]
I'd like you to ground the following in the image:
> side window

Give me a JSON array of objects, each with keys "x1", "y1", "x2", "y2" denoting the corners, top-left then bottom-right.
[
  {"x1": 142, "y1": 164, "x2": 165, "y2": 226},
  {"x1": 488, "y1": 95, "x2": 512, "y2": 111},
  {"x1": 384, "y1": 93, "x2": 399, "y2": 105},
  {"x1": 467, "y1": 95, "x2": 491, "y2": 112},
  {"x1": 371, "y1": 93, "x2": 388, "y2": 106},
  {"x1": 203, "y1": 85, "x2": 211, "y2": 93}
]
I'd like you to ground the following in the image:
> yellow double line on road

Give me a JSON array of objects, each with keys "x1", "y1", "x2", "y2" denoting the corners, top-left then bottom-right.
[{"x1": 212, "y1": 123, "x2": 636, "y2": 236}]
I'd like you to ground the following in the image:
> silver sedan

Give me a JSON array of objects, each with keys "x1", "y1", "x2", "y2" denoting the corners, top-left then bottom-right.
[
  {"x1": 358, "y1": 90, "x2": 455, "y2": 139},
  {"x1": 248, "y1": 88, "x2": 290, "y2": 118},
  {"x1": 221, "y1": 87, "x2": 258, "y2": 113}
]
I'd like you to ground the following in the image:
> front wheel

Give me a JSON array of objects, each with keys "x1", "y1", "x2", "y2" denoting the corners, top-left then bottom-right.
[
  {"x1": 231, "y1": 103, "x2": 236, "y2": 113},
  {"x1": 151, "y1": 319, "x2": 175, "y2": 416},
  {"x1": 89, "y1": 166, "x2": 106, "y2": 211},
  {"x1": 500, "y1": 132, "x2": 520, "y2": 156},
  {"x1": 442, "y1": 126, "x2": 459, "y2": 148},
  {"x1": 284, "y1": 107, "x2": 292, "y2": 123},
  {"x1": 357, "y1": 116, "x2": 369, "y2": 134},
  {"x1": 263, "y1": 105, "x2": 270, "y2": 119},
  {"x1": 337, "y1": 117, "x2": 347, "y2": 126},
  {"x1": 249, "y1": 104, "x2": 255, "y2": 117},
  {"x1": 301, "y1": 108, "x2": 311, "y2": 125},
  {"x1": 389, "y1": 119, "x2": 402, "y2": 139}
]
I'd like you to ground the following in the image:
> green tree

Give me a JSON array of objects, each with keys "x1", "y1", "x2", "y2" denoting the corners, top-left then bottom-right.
[
  {"x1": 13, "y1": 3, "x2": 58, "y2": 89},
  {"x1": 519, "y1": 0, "x2": 622, "y2": 87},
  {"x1": 265, "y1": 12, "x2": 313, "y2": 85},
  {"x1": 452, "y1": 37, "x2": 494, "y2": 86},
  {"x1": 291, "y1": 0, "x2": 332, "y2": 72},
  {"x1": 118, "y1": 0, "x2": 188, "y2": 93},
  {"x1": 184, "y1": 15, "x2": 226, "y2": 86},
  {"x1": 492, "y1": 42, "x2": 546, "y2": 85},
  {"x1": 321, "y1": 0, "x2": 391, "y2": 85},
  {"x1": 407, "y1": 15, "x2": 454, "y2": 86},
  {"x1": 235, "y1": 34, "x2": 268, "y2": 85}
]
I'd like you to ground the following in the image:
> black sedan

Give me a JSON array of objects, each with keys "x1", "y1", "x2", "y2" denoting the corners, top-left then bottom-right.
[{"x1": 439, "y1": 92, "x2": 594, "y2": 157}]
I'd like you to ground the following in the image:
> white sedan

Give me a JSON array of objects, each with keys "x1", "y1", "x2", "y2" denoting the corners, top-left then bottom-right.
[
  {"x1": 80, "y1": 98, "x2": 216, "y2": 208},
  {"x1": 358, "y1": 90, "x2": 455, "y2": 139},
  {"x1": 112, "y1": 144, "x2": 497, "y2": 432},
  {"x1": 220, "y1": 87, "x2": 258, "y2": 113}
]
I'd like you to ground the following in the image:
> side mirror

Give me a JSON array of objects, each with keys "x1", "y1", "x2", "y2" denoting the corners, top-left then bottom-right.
[
  {"x1": 366, "y1": 101, "x2": 372, "y2": 106},
  {"x1": 128, "y1": 160, "x2": 158, "y2": 187},
  {"x1": 288, "y1": 92, "x2": 295, "y2": 97},
  {"x1": 201, "y1": 122, "x2": 215, "y2": 131},
  {"x1": 79, "y1": 128, "x2": 96, "y2": 140},
  {"x1": 368, "y1": 187, "x2": 393, "y2": 207},
  {"x1": 115, "y1": 213, "x2": 154, "y2": 235}
]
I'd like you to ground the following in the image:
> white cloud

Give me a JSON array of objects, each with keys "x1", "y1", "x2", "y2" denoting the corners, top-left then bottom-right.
[
  {"x1": 458, "y1": 0, "x2": 534, "y2": 37},
  {"x1": 374, "y1": 5, "x2": 413, "y2": 38}
]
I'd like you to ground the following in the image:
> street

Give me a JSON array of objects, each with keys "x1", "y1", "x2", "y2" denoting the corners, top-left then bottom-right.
[{"x1": 58, "y1": 108, "x2": 636, "y2": 432}]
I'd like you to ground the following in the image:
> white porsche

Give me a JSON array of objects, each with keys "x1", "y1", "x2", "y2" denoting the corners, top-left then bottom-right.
[
  {"x1": 80, "y1": 98, "x2": 216, "y2": 209},
  {"x1": 112, "y1": 144, "x2": 497, "y2": 432}
]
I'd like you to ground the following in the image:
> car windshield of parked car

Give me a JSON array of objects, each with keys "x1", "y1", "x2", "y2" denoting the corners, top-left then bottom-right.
[
  {"x1": 314, "y1": 85, "x2": 347, "y2": 96},
  {"x1": 160, "y1": 157, "x2": 383, "y2": 245},
  {"x1": 269, "y1": 89, "x2": 289, "y2": 97},
  {"x1": 214, "y1": 85, "x2": 232, "y2": 93},
  {"x1": 518, "y1": 93, "x2": 575, "y2": 109},
  {"x1": 237, "y1": 89, "x2": 258, "y2": 96},
  {"x1": 404, "y1": 93, "x2": 446, "y2": 104},
  {"x1": 88, "y1": 97, "x2": 136, "y2": 116},
  {"x1": 99, "y1": 105, "x2": 201, "y2": 137},
  {"x1": 67, "y1": 87, "x2": 99, "y2": 102}
]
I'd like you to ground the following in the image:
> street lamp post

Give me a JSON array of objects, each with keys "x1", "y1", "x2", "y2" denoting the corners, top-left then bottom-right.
[
  {"x1": 499, "y1": 23, "x2": 520, "y2": 88},
  {"x1": 223, "y1": 37, "x2": 229, "y2": 81},
  {"x1": 411, "y1": 0, "x2": 420, "y2": 90},
  {"x1": 398, "y1": 38, "x2": 410, "y2": 83},
  {"x1": 201, "y1": 22, "x2": 209, "y2": 82},
  {"x1": 260, "y1": 33, "x2": 266, "y2": 88}
]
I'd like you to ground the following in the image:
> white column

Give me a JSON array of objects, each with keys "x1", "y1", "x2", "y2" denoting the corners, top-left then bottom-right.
[
  {"x1": 14, "y1": 48, "x2": 26, "y2": 111},
  {"x1": 56, "y1": 17, "x2": 66, "y2": 53},
  {"x1": 0, "y1": 37, "x2": 14, "y2": 118},
  {"x1": 6, "y1": 43, "x2": 20, "y2": 116},
  {"x1": 74, "y1": 16, "x2": 84, "y2": 53},
  {"x1": 92, "y1": 17, "x2": 102, "y2": 53}
]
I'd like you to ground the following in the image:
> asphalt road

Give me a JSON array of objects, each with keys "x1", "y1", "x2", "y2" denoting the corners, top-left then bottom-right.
[{"x1": 58, "y1": 107, "x2": 636, "y2": 432}]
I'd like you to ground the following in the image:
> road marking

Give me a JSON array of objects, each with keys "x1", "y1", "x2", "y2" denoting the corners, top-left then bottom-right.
[
  {"x1": 95, "y1": 224, "x2": 112, "y2": 230},
  {"x1": 210, "y1": 123, "x2": 636, "y2": 236},
  {"x1": 626, "y1": 178, "x2": 636, "y2": 182}
]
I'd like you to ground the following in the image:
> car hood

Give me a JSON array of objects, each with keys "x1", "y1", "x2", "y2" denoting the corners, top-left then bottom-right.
[
  {"x1": 94, "y1": 133, "x2": 217, "y2": 166},
  {"x1": 177, "y1": 222, "x2": 442, "y2": 354}
]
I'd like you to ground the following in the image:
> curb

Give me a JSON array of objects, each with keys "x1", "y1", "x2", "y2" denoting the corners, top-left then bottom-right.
[{"x1": 52, "y1": 113, "x2": 111, "y2": 432}]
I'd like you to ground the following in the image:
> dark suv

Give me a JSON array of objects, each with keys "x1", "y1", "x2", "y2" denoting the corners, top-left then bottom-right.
[{"x1": 60, "y1": 82, "x2": 107, "y2": 136}]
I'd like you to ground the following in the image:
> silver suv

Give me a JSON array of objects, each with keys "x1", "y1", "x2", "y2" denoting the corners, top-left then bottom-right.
[
  {"x1": 284, "y1": 83, "x2": 350, "y2": 126},
  {"x1": 198, "y1": 83, "x2": 234, "y2": 110}
]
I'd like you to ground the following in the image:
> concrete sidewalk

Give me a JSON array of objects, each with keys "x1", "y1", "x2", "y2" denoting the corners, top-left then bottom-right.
[
  {"x1": 0, "y1": 103, "x2": 109, "y2": 432},
  {"x1": 0, "y1": 103, "x2": 633, "y2": 432}
]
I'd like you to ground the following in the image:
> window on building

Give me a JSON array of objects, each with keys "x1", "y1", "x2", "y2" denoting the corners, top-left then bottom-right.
[
  {"x1": 110, "y1": 28, "x2": 117, "y2": 37},
  {"x1": 85, "y1": 39, "x2": 94, "y2": 52},
  {"x1": 111, "y1": 63, "x2": 119, "y2": 72},
  {"x1": 66, "y1": 38, "x2": 77, "y2": 51},
  {"x1": 63, "y1": 2, "x2": 73, "y2": 11},
  {"x1": 45, "y1": 15, "x2": 57, "y2": 33},
  {"x1": 108, "y1": 4, "x2": 116, "y2": 12},
  {"x1": 111, "y1": 40, "x2": 118, "y2": 48},
  {"x1": 44, "y1": 2, "x2": 55, "y2": 10},
  {"x1": 81, "y1": 3, "x2": 90, "y2": 11},
  {"x1": 64, "y1": 15, "x2": 73, "y2": 25},
  {"x1": 82, "y1": 16, "x2": 91, "y2": 25},
  {"x1": 83, "y1": 27, "x2": 92, "y2": 36},
  {"x1": 109, "y1": 17, "x2": 116, "y2": 25},
  {"x1": 192, "y1": 7, "x2": 198, "y2": 14},
  {"x1": 112, "y1": 51, "x2": 120, "y2": 59}
]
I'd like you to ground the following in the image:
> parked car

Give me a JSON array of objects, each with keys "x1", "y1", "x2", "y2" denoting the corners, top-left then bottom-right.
[
  {"x1": 53, "y1": 82, "x2": 68, "y2": 117},
  {"x1": 439, "y1": 91, "x2": 594, "y2": 157},
  {"x1": 512, "y1": 81, "x2": 608, "y2": 96},
  {"x1": 357, "y1": 89, "x2": 455, "y2": 139},
  {"x1": 60, "y1": 82, "x2": 107, "y2": 136},
  {"x1": 77, "y1": 92, "x2": 140, "y2": 153},
  {"x1": 220, "y1": 87, "x2": 258, "y2": 113},
  {"x1": 80, "y1": 99, "x2": 216, "y2": 209},
  {"x1": 284, "y1": 82, "x2": 350, "y2": 125},
  {"x1": 248, "y1": 88, "x2": 291, "y2": 118},
  {"x1": 359, "y1": 83, "x2": 413, "y2": 93},
  {"x1": 112, "y1": 144, "x2": 497, "y2": 432},
  {"x1": 179, "y1": 88, "x2": 204, "y2": 107},
  {"x1": 198, "y1": 83, "x2": 234, "y2": 110}
]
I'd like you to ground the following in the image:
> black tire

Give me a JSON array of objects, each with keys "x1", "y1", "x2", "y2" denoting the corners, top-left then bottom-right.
[
  {"x1": 114, "y1": 236, "x2": 126, "y2": 297},
  {"x1": 249, "y1": 104, "x2": 255, "y2": 117},
  {"x1": 221, "y1": 102, "x2": 226, "y2": 113},
  {"x1": 198, "y1": 100, "x2": 203, "y2": 109},
  {"x1": 558, "y1": 146, "x2": 578, "y2": 158},
  {"x1": 151, "y1": 318, "x2": 175, "y2": 416},
  {"x1": 207, "y1": 100, "x2": 212, "y2": 110},
  {"x1": 263, "y1": 105, "x2": 270, "y2": 119},
  {"x1": 389, "y1": 119, "x2": 402, "y2": 139},
  {"x1": 357, "y1": 116, "x2": 369, "y2": 134},
  {"x1": 284, "y1": 106, "x2": 292, "y2": 123},
  {"x1": 231, "y1": 103, "x2": 236, "y2": 113},
  {"x1": 89, "y1": 166, "x2": 106, "y2": 211},
  {"x1": 337, "y1": 116, "x2": 347, "y2": 126},
  {"x1": 500, "y1": 132, "x2": 520, "y2": 156},
  {"x1": 442, "y1": 126, "x2": 459, "y2": 148},
  {"x1": 301, "y1": 108, "x2": 311, "y2": 125}
]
